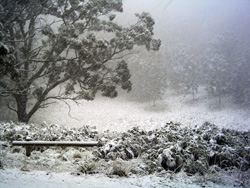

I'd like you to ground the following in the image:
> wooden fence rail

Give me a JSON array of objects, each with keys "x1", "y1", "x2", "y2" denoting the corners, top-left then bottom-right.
[{"x1": 12, "y1": 141, "x2": 102, "y2": 157}]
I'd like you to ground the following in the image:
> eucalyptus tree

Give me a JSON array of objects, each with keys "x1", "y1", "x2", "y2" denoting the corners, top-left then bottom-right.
[
  {"x1": 0, "y1": 0, "x2": 160, "y2": 123},
  {"x1": 0, "y1": 41, "x2": 12, "y2": 77}
]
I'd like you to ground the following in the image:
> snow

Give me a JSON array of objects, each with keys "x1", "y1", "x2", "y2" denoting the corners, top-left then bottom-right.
[
  {"x1": 1, "y1": 89, "x2": 249, "y2": 188},
  {"x1": 30, "y1": 88, "x2": 250, "y2": 132},
  {"x1": 0, "y1": 169, "x2": 240, "y2": 188}
]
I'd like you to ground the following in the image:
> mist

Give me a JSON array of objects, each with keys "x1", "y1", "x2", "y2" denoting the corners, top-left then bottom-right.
[
  {"x1": 1, "y1": 1, "x2": 250, "y2": 186},
  {"x1": 114, "y1": 0, "x2": 250, "y2": 105},
  {"x1": 120, "y1": 0, "x2": 250, "y2": 44},
  {"x1": 1, "y1": 0, "x2": 250, "y2": 130}
]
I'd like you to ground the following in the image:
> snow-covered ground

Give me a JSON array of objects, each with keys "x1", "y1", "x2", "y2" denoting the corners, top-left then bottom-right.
[
  {"x1": 0, "y1": 168, "x2": 242, "y2": 188},
  {"x1": 1, "y1": 89, "x2": 249, "y2": 188},
  {"x1": 30, "y1": 89, "x2": 250, "y2": 132}
]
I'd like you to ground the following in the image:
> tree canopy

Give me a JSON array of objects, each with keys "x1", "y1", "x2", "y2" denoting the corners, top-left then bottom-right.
[{"x1": 0, "y1": 0, "x2": 161, "y2": 123}]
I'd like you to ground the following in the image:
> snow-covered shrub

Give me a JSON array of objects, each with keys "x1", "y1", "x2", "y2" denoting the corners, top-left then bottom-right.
[
  {"x1": 0, "y1": 121, "x2": 249, "y2": 177},
  {"x1": 77, "y1": 161, "x2": 96, "y2": 174},
  {"x1": 110, "y1": 159, "x2": 129, "y2": 177},
  {"x1": 73, "y1": 151, "x2": 82, "y2": 159},
  {"x1": 158, "y1": 147, "x2": 183, "y2": 173},
  {"x1": 0, "y1": 121, "x2": 99, "y2": 143},
  {"x1": 96, "y1": 121, "x2": 250, "y2": 175}
]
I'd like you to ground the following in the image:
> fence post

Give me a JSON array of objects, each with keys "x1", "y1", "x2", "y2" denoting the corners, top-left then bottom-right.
[
  {"x1": 26, "y1": 146, "x2": 31, "y2": 157},
  {"x1": 25, "y1": 136, "x2": 32, "y2": 157}
]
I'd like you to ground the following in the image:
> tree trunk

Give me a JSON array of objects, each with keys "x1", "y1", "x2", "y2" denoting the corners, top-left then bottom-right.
[
  {"x1": 218, "y1": 86, "x2": 221, "y2": 104},
  {"x1": 192, "y1": 88, "x2": 195, "y2": 100},
  {"x1": 14, "y1": 94, "x2": 30, "y2": 123}
]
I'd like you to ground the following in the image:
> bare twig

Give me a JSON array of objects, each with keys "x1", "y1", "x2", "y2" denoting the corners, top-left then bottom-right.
[
  {"x1": 39, "y1": 101, "x2": 57, "y2": 108},
  {"x1": 61, "y1": 99, "x2": 79, "y2": 121}
]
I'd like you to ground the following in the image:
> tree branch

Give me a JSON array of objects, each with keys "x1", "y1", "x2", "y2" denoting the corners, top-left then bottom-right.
[
  {"x1": 61, "y1": 99, "x2": 79, "y2": 121},
  {"x1": 26, "y1": 51, "x2": 53, "y2": 87},
  {"x1": 26, "y1": 76, "x2": 71, "y2": 119},
  {"x1": 7, "y1": 103, "x2": 17, "y2": 113},
  {"x1": 28, "y1": 57, "x2": 78, "y2": 63},
  {"x1": 39, "y1": 101, "x2": 57, "y2": 108},
  {"x1": 111, "y1": 52, "x2": 137, "y2": 61}
]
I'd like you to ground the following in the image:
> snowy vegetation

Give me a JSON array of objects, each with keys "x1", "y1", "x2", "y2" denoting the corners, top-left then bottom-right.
[
  {"x1": 0, "y1": 121, "x2": 249, "y2": 187},
  {"x1": 127, "y1": 31, "x2": 250, "y2": 104},
  {"x1": 1, "y1": 0, "x2": 250, "y2": 187},
  {"x1": 0, "y1": 0, "x2": 160, "y2": 123}
]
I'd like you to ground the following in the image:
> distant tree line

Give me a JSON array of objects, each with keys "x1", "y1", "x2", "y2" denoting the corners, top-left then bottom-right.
[
  {"x1": 127, "y1": 32, "x2": 250, "y2": 106},
  {"x1": 167, "y1": 32, "x2": 250, "y2": 104}
]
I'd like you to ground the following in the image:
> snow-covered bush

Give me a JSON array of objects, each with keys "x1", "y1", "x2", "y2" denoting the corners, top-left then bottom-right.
[
  {"x1": 0, "y1": 121, "x2": 98, "y2": 142},
  {"x1": 77, "y1": 161, "x2": 96, "y2": 174},
  {"x1": 0, "y1": 121, "x2": 249, "y2": 178},
  {"x1": 110, "y1": 159, "x2": 129, "y2": 177},
  {"x1": 96, "y1": 122, "x2": 250, "y2": 175}
]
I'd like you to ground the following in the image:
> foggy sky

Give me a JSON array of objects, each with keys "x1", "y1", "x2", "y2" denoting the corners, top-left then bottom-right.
[{"x1": 116, "y1": 0, "x2": 250, "y2": 54}]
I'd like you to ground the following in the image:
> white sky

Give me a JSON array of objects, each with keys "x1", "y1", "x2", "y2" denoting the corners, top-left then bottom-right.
[{"x1": 115, "y1": 0, "x2": 250, "y2": 48}]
